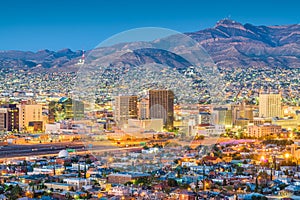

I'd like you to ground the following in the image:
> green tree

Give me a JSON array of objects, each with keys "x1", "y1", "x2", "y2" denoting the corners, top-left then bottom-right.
[
  {"x1": 6, "y1": 184, "x2": 23, "y2": 200},
  {"x1": 167, "y1": 178, "x2": 178, "y2": 187}
]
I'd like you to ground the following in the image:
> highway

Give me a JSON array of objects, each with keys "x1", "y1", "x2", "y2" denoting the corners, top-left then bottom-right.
[
  {"x1": 0, "y1": 142, "x2": 85, "y2": 159},
  {"x1": 0, "y1": 142, "x2": 143, "y2": 162},
  {"x1": 0, "y1": 137, "x2": 229, "y2": 161}
]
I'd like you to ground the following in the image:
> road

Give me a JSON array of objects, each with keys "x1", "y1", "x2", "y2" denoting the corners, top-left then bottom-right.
[
  {"x1": 0, "y1": 142, "x2": 85, "y2": 159},
  {"x1": 0, "y1": 137, "x2": 230, "y2": 161},
  {"x1": 0, "y1": 142, "x2": 143, "y2": 161}
]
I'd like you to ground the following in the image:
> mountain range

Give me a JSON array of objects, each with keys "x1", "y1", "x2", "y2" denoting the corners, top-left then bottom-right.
[{"x1": 0, "y1": 19, "x2": 299, "y2": 72}]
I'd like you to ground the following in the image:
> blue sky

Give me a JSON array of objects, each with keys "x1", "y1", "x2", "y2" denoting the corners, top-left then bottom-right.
[{"x1": 1, "y1": 0, "x2": 299, "y2": 51}]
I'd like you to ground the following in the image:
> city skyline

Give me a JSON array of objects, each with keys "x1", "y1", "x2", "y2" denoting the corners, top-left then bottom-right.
[{"x1": 0, "y1": 1, "x2": 299, "y2": 199}]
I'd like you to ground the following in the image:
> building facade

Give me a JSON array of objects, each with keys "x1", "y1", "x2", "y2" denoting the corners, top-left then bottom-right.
[
  {"x1": 149, "y1": 90, "x2": 174, "y2": 129},
  {"x1": 0, "y1": 108, "x2": 7, "y2": 131},
  {"x1": 48, "y1": 98, "x2": 84, "y2": 123},
  {"x1": 138, "y1": 98, "x2": 149, "y2": 120},
  {"x1": 0, "y1": 104, "x2": 19, "y2": 132},
  {"x1": 114, "y1": 96, "x2": 138, "y2": 127},
  {"x1": 247, "y1": 123, "x2": 282, "y2": 138},
  {"x1": 259, "y1": 93, "x2": 282, "y2": 118},
  {"x1": 18, "y1": 103, "x2": 43, "y2": 132}
]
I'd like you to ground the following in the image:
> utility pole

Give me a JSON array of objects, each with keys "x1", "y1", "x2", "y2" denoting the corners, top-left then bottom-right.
[
  {"x1": 78, "y1": 163, "x2": 81, "y2": 178},
  {"x1": 202, "y1": 161, "x2": 206, "y2": 191},
  {"x1": 53, "y1": 160, "x2": 56, "y2": 176}
]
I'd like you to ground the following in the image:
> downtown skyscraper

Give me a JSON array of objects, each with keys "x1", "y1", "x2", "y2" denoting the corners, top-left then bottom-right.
[
  {"x1": 259, "y1": 93, "x2": 282, "y2": 118},
  {"x1": 149, "y1": 90, "x2": 174, "y2": 129}
]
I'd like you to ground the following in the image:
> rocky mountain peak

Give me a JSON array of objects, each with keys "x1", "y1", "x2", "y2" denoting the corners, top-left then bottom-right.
[{"x1": 215, "y1": 19, "x2": 244, "y2": 28}]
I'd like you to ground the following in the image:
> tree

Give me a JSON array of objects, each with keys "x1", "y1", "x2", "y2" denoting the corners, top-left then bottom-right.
[
  {"x1": 173, "y1": 159, "x2": 180, "y2": 164},
  {"x1": 255, "y1": 176, "x2": 259, "y2": 192},
  {"x1": 124, "y1": 181, "x2": 133, "y2": 186},
  {"x1": 223, "y1": 179, "x2": 227, "y2": 186},
  {"x1": 135, "y1": 177, "x2": 151, "y2": 186},
  {"x1": 236, "y1": 166, "x2": 244, "y2": 175},
  {"x1": 29, "y1": 182, "x2": 35, "y2": 191},
  {"x1": 86, "y1": 158, "x2": 92, "y2": 164},
  {"x1": 167, "y1": 178, "x2": 178, "y2": 187},
  {"x1": 183, "y1": 145, "x2": 192, "y2": 151},
  {"x1": 195, "y1": 179, "x2": 200, "y2": 198},
  {"x1": 6, "y1": 184, "x2": 23, "y2": 199},
  {"x1": 251, "y1": 195, "x2": 267, "y2": 200},
  {"x1": 65, "y1": 192, "x2": 73, "y2": 200},
  {"x1": 23, "y1": 160, "x2": 28, "y2": 175}
]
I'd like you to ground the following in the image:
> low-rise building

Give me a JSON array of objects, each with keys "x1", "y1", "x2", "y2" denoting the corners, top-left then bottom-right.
[
  {"x1": 107, "y1": 172, "x2": 150, "y2": 184},
  {"x1": 247, "y1": 123, "x2": 281, "y2": 138}
]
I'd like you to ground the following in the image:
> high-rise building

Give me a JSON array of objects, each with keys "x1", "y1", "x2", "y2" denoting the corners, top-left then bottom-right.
[
  {"x1": 7, "y1": 104, "x2": 19, "y2": 132},
  {"x1": 48, "y1": 97, "x2": 84, "y2": 123},
  {"x1": 114, "y1": 96, "x2": 138, "y2": 127},
  {"x1": 231, "y1": 101, "x2": 254, "y2": 127},
  {"x1": 18, "y1": 102, "x2": 43, "y2": 132},
  {"x1": 239, "y1": 100, "x2": 254, "y2": 122},
  {"x1": 212, "y1": 107, "x2": 233, "y2": 128},
  {"x1": 259, "y1": 93, "x2": 282, "y2": 118},
  {"x1": 0, "y1": 104, "x2": 19, "y2": 132},
  {"x1": 138, "y1": 98, "x2": 149, "y2": 120},
  {"x1": 0, "y1": 108, "x2": 7, "y2": 131},
  {"x1": 149, "y1": 90, "x2": 174, "y2": 129}
]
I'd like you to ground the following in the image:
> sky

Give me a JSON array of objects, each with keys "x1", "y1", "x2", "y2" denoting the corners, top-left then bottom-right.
[{"x1": 1, "y1": 0, "x2": 299, "y2": 51}]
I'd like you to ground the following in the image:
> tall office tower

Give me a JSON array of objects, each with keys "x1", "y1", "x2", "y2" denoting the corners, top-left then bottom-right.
[
  {"x1": 239, "y1": 100, "x2": 254, "y2": 122},
  {"x1": 18, "y1": 102, "x2": 43, "y2": 132},
  {"x1": 7, "y1": 104, "x2": 19, "y2": 131},
  {"x1": 0, "y1": 104, "x2": 19, "y2": 132},
  {"x1": 114, "y1": 95, "x2": 138, "y2": 127},
  {"x1": 48, "y1": 97, "x2": 84, "y2": 123},
  {"x1": 212, "y1": 107, "x2": 233, "y2": 128},
  {"x1": 149, "y1": 90, "x2": 174, "y2": 129},
  {"x1": 0, "y1": 108, "x2": 7, "y2": 131},
  {"x1": 231, "y1": 104, "x2": 240, "y2": 126},
  {"x1": 231, "y1": 101, "x2": 254, "y2": 126},
  {"x1": 259, "y1": 93, "x2": 282, "y2": 118},
  {"x1": 138, "y1": 98, "x2": 149, "y2": 119}
]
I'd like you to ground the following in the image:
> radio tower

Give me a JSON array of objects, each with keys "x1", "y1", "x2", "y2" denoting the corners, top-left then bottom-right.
[{"x1": 77, "y1": 50, "x2": 85, "y2": 65}]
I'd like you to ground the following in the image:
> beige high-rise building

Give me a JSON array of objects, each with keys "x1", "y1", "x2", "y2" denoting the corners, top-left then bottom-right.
[
  {"x1": 0, "y1": 108, "x2": 8, "y2": 131},
  {"x1": 138, "y1": 98, "x2": 149, "y2": 120},
  {"x1": 239, "y1": 100, "x2": 254, "y2": 121},
  {"x1": 18, "y1": 103, "x2": 43, "y2": 132},
  {"x1": 114, "y1": 96, "x2": 138, "y2": 127},
  {"x1": 259, "y1": 93, "x2": 282, "y2": 118}
]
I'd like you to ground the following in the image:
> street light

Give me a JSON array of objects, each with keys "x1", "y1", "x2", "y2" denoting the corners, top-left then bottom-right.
[{"x1": 285, "y1": 153, "x2": 290, "y2": 159}]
